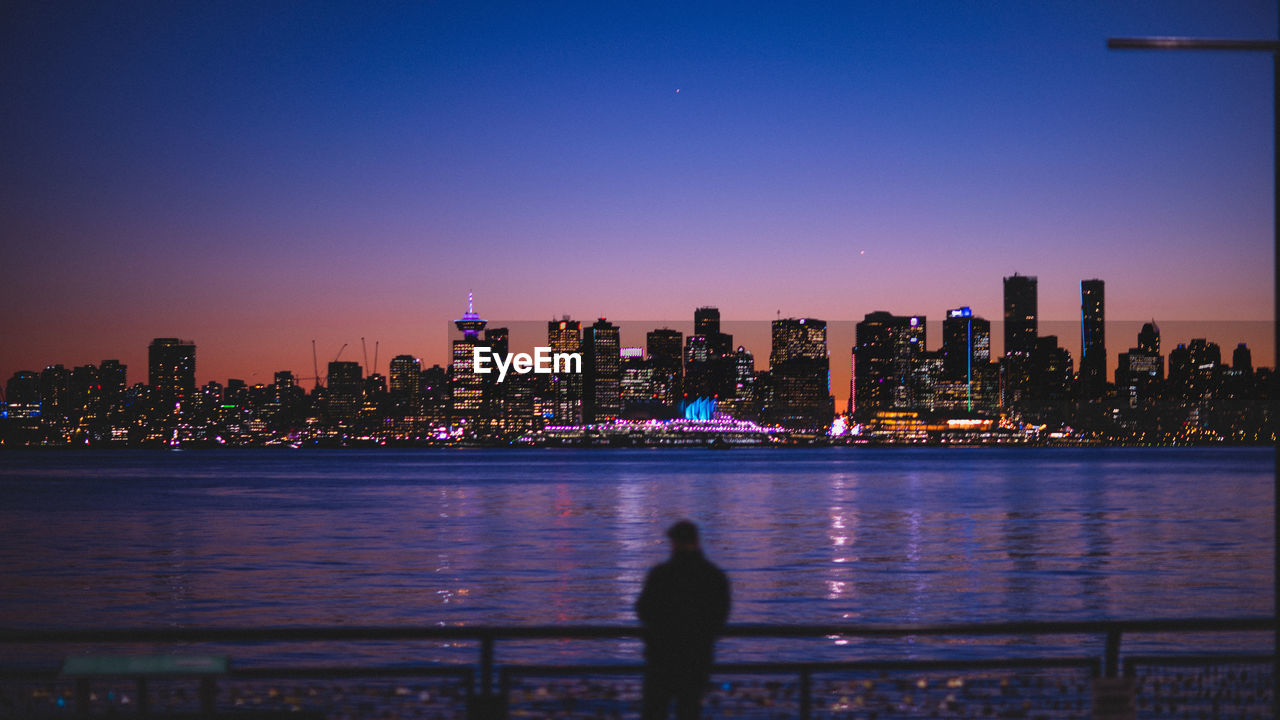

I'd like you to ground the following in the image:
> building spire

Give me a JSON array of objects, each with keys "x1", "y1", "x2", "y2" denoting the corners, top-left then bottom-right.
[{"x1": 454, "y1": 290, "x2": 486, "y2": 339}]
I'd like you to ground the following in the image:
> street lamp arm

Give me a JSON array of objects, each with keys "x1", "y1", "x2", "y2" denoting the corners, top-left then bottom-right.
[{"x1": 1108, "y1": 37, "x2": 1279, "y2": 52}]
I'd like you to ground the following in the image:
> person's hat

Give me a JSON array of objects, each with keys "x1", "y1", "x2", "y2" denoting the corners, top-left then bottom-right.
[{"x1": 666, "y1": 520, "x2": 699, "y2": 543}]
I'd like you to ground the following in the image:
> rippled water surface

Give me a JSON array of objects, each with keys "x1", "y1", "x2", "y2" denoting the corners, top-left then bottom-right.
[{"x1": 0, "y1": 447, "x2": 1272, "y2": 661}]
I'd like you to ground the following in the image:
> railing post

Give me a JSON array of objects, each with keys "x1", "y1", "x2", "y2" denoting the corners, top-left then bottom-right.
[
  {"x1": 467, "y1": 632, "x2": 504, "y2": 720},
  {"x1": 480, "y1": 634, "x2": 494, "y2": 696},
  {"x1": 74, "y1": 678, "x2": 89, "y2": 716},
  {"x1": 799, "y1": 665, "x2": 812, "y2": 720},
  {"x1": 1105, "y1": 629, "x2": 1122, "y2": 677}
]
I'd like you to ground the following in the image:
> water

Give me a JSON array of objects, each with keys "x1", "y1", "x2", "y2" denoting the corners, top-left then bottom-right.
[{"x1": 0, "y1": 447, "x2": 1272, "y2": 663}]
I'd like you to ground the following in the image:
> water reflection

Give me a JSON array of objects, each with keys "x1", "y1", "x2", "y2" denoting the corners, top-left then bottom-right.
[{"x1": 0, "y1": 448, "x2": 1271, "y2": 646}]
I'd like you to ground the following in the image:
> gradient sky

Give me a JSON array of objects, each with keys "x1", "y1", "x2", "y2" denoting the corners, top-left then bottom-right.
[{"x1": 2, "y1": 1, "x2": 1275, "y2": 403}]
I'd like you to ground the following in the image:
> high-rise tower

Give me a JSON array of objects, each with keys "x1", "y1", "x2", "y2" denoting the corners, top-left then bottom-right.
[
  {"x1": 148, "y1": 338, "x2": 196, "y2": 408},
  {"x1": 449, "y1": 293, "x2": 487, "y2": 423},
  {"x1": 1003, "y1": 274, "x2": 1038, "y2": 356},
  {"x1": 1079, "y1": 279, "x2": 1106, "y2": 408},
  {"x1": 767, "y1": 318, "x2": 831, "y2": 429},
  {"x1": 581, "y1": 318, "x2": 621, "y2": 423}
]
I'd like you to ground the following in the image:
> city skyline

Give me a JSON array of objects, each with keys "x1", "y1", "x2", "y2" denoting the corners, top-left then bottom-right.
[
  {"x1": 2, "y1": 2, "x2": 1274, "y2": 391},
  {"x1": 6, "y1": 282, "x2": 1273, "y2": 420}
]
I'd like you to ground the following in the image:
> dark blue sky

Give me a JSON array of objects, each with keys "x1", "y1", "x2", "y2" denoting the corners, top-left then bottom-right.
[{"x1": 2, "y1": 1, "x2": 1274, "y2": 389}]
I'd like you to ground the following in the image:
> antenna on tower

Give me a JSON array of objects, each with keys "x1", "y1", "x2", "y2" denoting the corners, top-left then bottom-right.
[{"x1": 467, "y1": 290, "x2": 474, "y2": 315}]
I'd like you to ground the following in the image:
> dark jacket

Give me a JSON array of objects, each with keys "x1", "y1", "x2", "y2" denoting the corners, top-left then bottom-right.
[{"x1": 635, "y1": 548, "x2": 731, "y2": 674}]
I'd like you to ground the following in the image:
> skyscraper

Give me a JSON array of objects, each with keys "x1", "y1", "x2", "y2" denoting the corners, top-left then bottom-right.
[
  {"x1": 449, "y1": 293, "x2": 487, "y2": 424},
  {"x1": 942, "y1": 307, "x2": 993, "y2": 413},
  {"x1": 581, "y1": 318, "x2": 621, "y2": 423},
  {"x1": 851, "y1": 312, "x2": 920, "y2": 420},
  {"x1": 1079, "y1": 279, "x2": 1106, "y2": 408},
  {"x1": 548, "y1": 317, "x2": 583, "y2": 423},
  {"x1": 1003, "y1": 274, "x2": 1038, "y2": 356},
  {"x1": 326, "y1": 361, "x2": 363, "y2": 420},
  {"x1": 1001, "y1": 275, "x2": 1037, "y2": 413},
  {"x1": 766, "y1": 318, "x2": 831, "y2": 429},
  {"x1": 389, "y1": 355, "x2": 422, "y2": 400},
  {"x1": 1116, "y1": 322, "x2": 1163, "y2": 416},
  {"x1": 646, "y1": 328, "x2": 683, "y2": 410},
  {"x1": 148, "y1": 338, "x2": 196, "y2": 410}
]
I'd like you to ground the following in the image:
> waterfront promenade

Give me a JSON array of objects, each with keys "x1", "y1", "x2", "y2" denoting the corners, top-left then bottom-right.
[{"x1": 2, "y1": 618, "x2": 1273, "y2": 718}]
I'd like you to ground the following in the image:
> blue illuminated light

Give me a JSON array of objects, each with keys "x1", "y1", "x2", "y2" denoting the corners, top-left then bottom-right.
[{"x1": 681, "y1": 396, "x2": 717, "y2": 420}]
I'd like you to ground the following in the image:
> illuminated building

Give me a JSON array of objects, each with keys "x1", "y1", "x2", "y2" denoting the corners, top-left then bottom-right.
[
  {"x1": 548, "y1": 317, "x2": 582, "y2": 423},
  {"x1": 39, "y1": 364, "x2": 71, "y2": 428},
  {"x1": 4, "y1": 371, "x2": 41, "y2": 420},
  {"x1": 1169, "y1": 338, "x2": 1221, "y2": 413},
  {"x1": 695, "y1": 306, "x2": 733, "y2": 356},
  {"x1": 646, "y1": 328, "x2": 683, "y2": 410},
  {"x1": 389, "y1": 355, "x2": 422, "y2": 402},
  {"x1": 619, "y1": 347, "x2": 660, "y2": 417},
  {"x1": 718, "y1": 346, "x2": 756, "y2": 419},
  {"x1": 449, "y1": 293, "x2": 487, "y2": 425},
  {"x1": 1116, "y1": 322, "x2": 1163, "y2": 416},
  {"x1": 420, "y1": 364, "x2": 449, "y2": 426},
  {"x1": 683, "y1": 334, "x2": 713, "y2": 400},
  {"x1": 851, "y1": 312, "x2": 925, "y2": 420},
  {"x1": 581, "y1": 317, "x2": 621, "y2": 423},
  {"x1": 98, "y1": 360, "x2": 126, "y2": 416},
  {"x1": 481, "y1": 326, "x2": 510, "y2": 432},
  {"x1": 941, "y1": 307, "x2": 994, "y2": 413},
  {"x1": 766, "y1": 318, "x2": 831, "y2": 429},
  {"x1": 538, "y1": 416, "x2": 784, "y2": 446},
  {"x1": 686, "y1": 308, "x2": 734, "y2": 404},
  {"x1": 1078, "y1": 279, "x2": 1106, "y2": 411},
  {"x1": 326, "y1": 361, "x2": 363, "y2": 420},
  {"x1": 69, "y1": 364, "x2": 103, "y2": 437},
  {"x1": 148, "y1": 339, "x2": 195, "y2": 399}
]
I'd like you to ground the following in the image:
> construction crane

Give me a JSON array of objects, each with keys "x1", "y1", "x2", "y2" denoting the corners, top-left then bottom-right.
[
  {"x1": 311, "y1": 340, "x2": 321, "y2": 390},
  {"x1": 361, "y1": 337, "x2": 369, "y2": 374}
]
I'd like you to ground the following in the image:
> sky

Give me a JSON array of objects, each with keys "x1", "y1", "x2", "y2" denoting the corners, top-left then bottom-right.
[{"x1": 2, "y1": 1, "x2": 1275, "y2": 406}]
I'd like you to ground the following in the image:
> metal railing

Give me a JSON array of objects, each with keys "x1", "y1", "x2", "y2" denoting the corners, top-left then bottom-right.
[{"x1": 1, "y1": 617, "x2": 1272, "y2": 718}]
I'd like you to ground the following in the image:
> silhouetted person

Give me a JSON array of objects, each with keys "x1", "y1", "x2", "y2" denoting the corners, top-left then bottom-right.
[{"x1": 636, "y1": 520, "x2": 731, "y2": 720}]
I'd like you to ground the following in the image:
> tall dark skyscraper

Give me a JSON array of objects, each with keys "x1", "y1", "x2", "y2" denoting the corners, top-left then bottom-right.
[
  {"x1": 646, "y1": 328, "x2": 683, "y2": 410},
  {"x1": 148, "y1": 338, "x2": 196, "y2": 407},
  {"x1": 1001, "y1": 274, "x2": 1037, "y2": 413},
  {"x1": 1079, "y1": 279, "x2": 1106, "y2": 408},
  {"x1": 326, "y1": 361, "x2": 363, "y2": 420},
  {"x1": 581, "y1": 317, "x2": 621, "y2": 423},
  {"x1": 687, "y1": 306, "x2": 733, "y2": 402},
  {"x1": 694, "y1": 306, "x2": 720, "y2": 338},
  {"x1": 1116, "y1": 323, "x2": 1163, "y2": 416},
  {"x1": 1003, "y1": 274, "x2": 1038, "y2": 356},
  {"x1": 1138, "y1": 321, "x2": 1160, "y2": 354}
]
